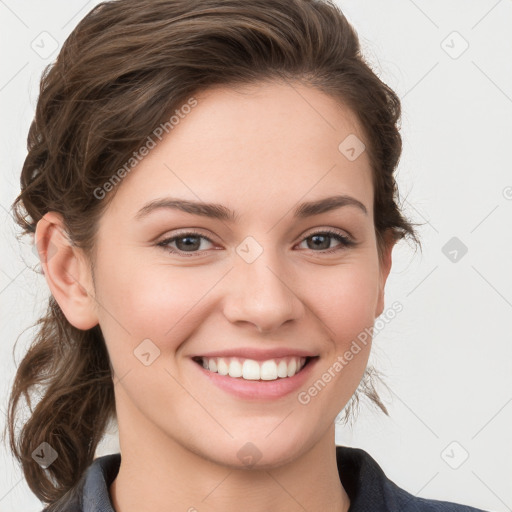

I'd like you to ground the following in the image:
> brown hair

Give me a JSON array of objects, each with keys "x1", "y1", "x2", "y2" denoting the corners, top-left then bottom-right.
[{"x1": 6, "y1": 0, "x2": 421, "y2": 507}]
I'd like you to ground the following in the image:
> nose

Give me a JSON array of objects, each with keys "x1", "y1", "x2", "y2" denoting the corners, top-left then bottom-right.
[{"x1": 222, "y1": 251, "x2": 304, "y2": 334}]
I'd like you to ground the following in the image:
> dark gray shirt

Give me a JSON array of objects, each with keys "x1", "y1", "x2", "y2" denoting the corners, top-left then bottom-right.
[{"x1": 43, "y1": 446, "x2": 489, "y2": 511}]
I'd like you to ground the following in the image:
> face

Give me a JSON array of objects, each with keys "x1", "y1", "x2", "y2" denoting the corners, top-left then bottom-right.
[{"x1": 75, "y1": 81, "x2": 393, "y2": 468}]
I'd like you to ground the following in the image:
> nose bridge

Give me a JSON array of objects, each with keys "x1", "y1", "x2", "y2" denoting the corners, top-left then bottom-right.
[{"x1": 223, "y1": 238, "x2": 302, "y2": 332}]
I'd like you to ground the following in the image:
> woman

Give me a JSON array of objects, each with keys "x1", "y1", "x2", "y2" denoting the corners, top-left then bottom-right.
[{"x1": 6, "y1": 0, "x2": 489, "y2": 510}]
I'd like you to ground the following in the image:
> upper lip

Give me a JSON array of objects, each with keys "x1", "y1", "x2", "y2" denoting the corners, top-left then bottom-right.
[{"x1": 191, "y1": 348, "x2": 318, "y2": 361}]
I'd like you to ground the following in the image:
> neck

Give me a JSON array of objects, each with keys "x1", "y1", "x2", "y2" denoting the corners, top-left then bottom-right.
[{"x1": 109, "y1": 400, "x2": 350, "y2": 512}]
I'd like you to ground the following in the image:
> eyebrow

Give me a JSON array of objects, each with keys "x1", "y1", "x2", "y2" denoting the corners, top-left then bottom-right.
[{"x1": 135, "y1": 194, "x2": 367, "y2": 221}]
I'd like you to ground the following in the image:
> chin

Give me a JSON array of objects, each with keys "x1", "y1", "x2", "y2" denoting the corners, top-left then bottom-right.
[{"x1": 197, "y1": 434, "x2": 309, "y2": 471}]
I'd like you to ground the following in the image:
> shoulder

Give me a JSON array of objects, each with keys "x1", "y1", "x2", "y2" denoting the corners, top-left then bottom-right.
[
  {"x1": 40, "y1": 453, "x2": 121, "y2": 512},
  {"x1": 335, "y1": 445, "x2": 489, "y2": 512},
  {"x1": 378, "y1": 476, "x2": 488, "y2": 512}
]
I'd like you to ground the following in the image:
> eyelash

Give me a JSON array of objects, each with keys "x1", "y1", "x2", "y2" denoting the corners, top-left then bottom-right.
[{"x1": 156, "y1": 229, "x2": 356, "y2": 257}]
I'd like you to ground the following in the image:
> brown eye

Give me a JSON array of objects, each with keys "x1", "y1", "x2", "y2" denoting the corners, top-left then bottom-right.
[
  {"x1": 298, "y1": 230, "x2": 355, "y2": 253},
  {"x1": 157, "y1": 231, "x2": 215, "y2": 255}
]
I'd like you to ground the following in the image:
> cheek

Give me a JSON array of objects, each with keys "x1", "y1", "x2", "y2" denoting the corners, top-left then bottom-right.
[
  {"x1": 92, "y1": 258, "x2": 212, "y2": 411},
  {"x1": 306, "y1": 257, "x2": 380, "y2": 346},
  {"x1": 291, "y1": 264, "x2": 379, "y2": 426},
  {"x1": 93, "y1": 254, "x2": 218, "y2": 352}
]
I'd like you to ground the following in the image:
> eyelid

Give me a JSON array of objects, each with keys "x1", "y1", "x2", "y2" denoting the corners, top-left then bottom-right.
[
  {"x1": 156, "y1": 228, "x2": 216, "y2": 244},
  {"x1": 300, "y1": 226, "x2": 353, "y2": 241}
]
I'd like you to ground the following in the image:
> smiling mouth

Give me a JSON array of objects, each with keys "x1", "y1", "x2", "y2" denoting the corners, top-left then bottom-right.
[{"x1": 192, "y1": 356, "x2": 317, "y2": 381}]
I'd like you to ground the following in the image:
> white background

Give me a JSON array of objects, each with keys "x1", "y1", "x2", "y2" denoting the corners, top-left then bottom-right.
[{"x1": 1, "y1": 1, "x2": 511, "y2": 511}]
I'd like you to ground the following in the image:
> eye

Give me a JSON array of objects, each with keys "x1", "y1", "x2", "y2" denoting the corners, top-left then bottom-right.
[
  {"x1": 157, "y1": 231, "x2": 216, "y2": 256},
  {"x1": 296, "y1": 229, "x2": 355, "y2": 254}
]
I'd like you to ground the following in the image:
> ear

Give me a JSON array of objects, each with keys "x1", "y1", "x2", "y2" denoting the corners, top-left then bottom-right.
[
  {"x1": 375, "y1": 230, "x2": 396, "y2": 318},
  {"x1": 34, "y1": 212, "x2": 99, "y2": 330}
]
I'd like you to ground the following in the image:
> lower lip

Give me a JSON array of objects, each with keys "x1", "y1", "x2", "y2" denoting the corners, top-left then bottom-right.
[{"x1": 193, "y1": 357, "x2": 319, "y2": 400}]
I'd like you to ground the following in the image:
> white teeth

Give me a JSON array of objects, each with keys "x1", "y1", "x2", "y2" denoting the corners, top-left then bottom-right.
[
  {"x1": 287, "y1": 358, "x2": 297, "y2": 378},
  {"x1": 208, "y1": 358, "x2": 218, "y2": 373},
  {"x1": 260, "y1": 360, "x2": 277, "y2": 380},
  {"x1": 201, "y1": 356, "x2": 307, "y2": 381},
  {"x1": 242, "y1": 359, "x2": 260, "y2": 380},
  {"x1": 277, "y1": 360, "x2": 288, "y2": 378},
  {"x1": 217, "y1": 358, "x2": 229, "y2": 376},
  {"x1": 228, "y1": 360, "x2": 243, "y2": 378}
]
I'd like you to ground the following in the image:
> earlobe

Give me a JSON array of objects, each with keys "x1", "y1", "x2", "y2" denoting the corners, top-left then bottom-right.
[
  {"x1": 35, "y1": 212, "x2": 99, "y2": 330},
  {"x1": 375, "y1": 230, "x2": 396, "y2": 318}
]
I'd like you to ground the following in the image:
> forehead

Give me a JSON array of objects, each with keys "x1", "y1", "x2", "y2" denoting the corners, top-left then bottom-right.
[{"x1": 103, "y1": 80, "x2": 374, "y2": 221}]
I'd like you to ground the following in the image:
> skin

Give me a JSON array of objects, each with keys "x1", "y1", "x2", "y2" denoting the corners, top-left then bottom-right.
[{"x1": 37, "y1": 80, "x2": 395, "y2": 512}]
